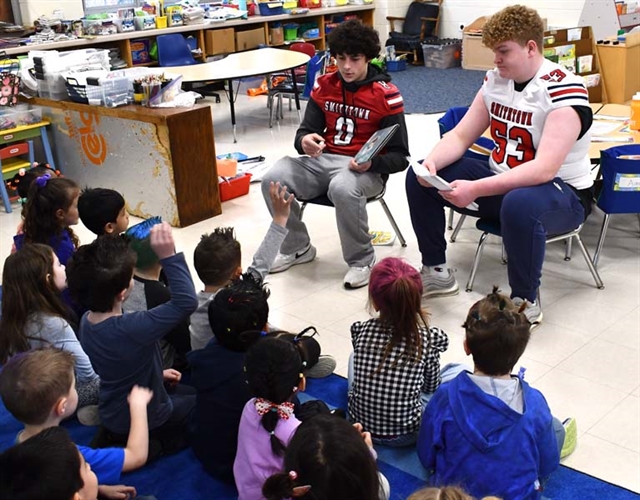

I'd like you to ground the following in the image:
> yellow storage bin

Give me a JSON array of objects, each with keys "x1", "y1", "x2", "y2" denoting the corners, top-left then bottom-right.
[{"x1": 283, "y1": 0, "x2": 298, "y2": 8}]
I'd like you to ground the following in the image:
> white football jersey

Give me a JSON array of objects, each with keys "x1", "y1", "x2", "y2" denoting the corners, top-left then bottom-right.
[{"x1": 482, "y1": 58, "x2": 592, "y2": 189}]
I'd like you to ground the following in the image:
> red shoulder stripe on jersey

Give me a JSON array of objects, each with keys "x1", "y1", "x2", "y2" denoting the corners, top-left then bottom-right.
[{"x1": 549, "y1": 87, "x2": 588, "y2": 99}]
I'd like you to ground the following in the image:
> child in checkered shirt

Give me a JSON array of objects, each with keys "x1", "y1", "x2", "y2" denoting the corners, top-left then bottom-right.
[{"x1": 348, "y1": 257, "x2": 450, "y2": 447}]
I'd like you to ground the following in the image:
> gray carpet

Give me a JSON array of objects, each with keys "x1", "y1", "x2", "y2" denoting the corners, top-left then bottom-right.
[{"x1": 388, "y1": 65, "x2": 487, "y2": 115}]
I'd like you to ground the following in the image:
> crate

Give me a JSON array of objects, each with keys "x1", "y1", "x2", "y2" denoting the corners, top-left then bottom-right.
[
  {"x1": 386, "y1": 59, "x2": 406, "y2": 72},
  {"x1": 422, "y1": 40, "x2": 462, "y2": 69},
  {"x1": 258, "y1": 1, "x2": 284, "y2": 16},
  {"x1": 219, "y1": 173, "x2": 252, "y2": 201},
  {"x1": 65, "y1": 73, "x2": 131, "y2": 106},
  {"x1": 0, "y1": 105, "x2": 43, "y2": 131}
]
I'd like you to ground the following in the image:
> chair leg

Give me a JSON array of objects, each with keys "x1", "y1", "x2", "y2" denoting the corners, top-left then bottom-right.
[
  {"x1": 378, "y1": 198, "x2": 407, "y2": 247},
  {"x1": 593, "y1": 214, "x2": 611, "y2": 267},
  {"x1": 450, "y1": 214, "x2": 466, "y2": 243},
  {"x1": 268, "y1": 95, "x2": 275, "y2": 128},
  {"x1": 564, "y1": 237, "x2": 573, "y2": 261},
  {"x1": 573, "y1": 234, "x2": 605, "y2": 289},
  {"x1": 447, "y1": 208, "x2": 454, "y2": 230},
  {"x1": 466, "y1": 232, "x2": 490, "y2": 292}
]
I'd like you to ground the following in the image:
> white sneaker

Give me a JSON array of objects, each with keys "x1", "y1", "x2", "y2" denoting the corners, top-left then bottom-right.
[
  {"x1": 271, "y1": 244, "x2": 317, "y2": 273},
  {"x1": 343, "y1": 257, "x2": 376, "y2": 289},
  {"x1": 420, "y1": 266, "x2": 459, "y2": 298},
  {"x1": 512, "y1": 297, "x2": 543, "y2": 330}
]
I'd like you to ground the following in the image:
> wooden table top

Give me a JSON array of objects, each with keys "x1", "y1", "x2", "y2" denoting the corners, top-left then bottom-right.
[{"x1": 170, "y1": 47, "x2": 310, "y2": 82}]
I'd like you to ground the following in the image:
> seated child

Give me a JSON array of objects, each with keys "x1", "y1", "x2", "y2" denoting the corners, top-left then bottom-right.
[
  {"x1": 189, "y1": 273, "x2": 269, "y2": 483},
  {"x1": 234, "y1": 337, "x2": 305, "y2": 500},
  {"x1": 14, "y1": 175, "x2": 80, "y2": 266},
  {"x1": 125, "y1": 217, "x2": 191, "y2": 370},
  {"x1": 7, "y1": 163, "x2": 60, "y2": 204},
  {"x1": 0, "y1": 243, "x2": 99, "y2": 412},
  {"x1": 417, "y1": 287, "x2": 577, "y2": 500},
  {"x1": 77, "y1": 187, "x2": 129, "y2": 236},
  {"x1": 349, "y1": 257, "x2": 449, "y2": 446},
  {"x1": 0, "y1": 348, "x2": 152, "y2": 488},
  {"x1": 190, "y1": 181, "x2": 292, "y2": 351},
  {"x1": 66, "y1": 222, "x2": 198, "y2": 457},
  {"x1": 262, "y1": 414, "x2": 390, "y2": 500}
]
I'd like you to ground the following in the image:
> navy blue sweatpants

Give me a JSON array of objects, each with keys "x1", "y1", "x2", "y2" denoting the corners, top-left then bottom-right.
[{"x1": 405, "y1": 157, "x2": 586, "y2": 302}]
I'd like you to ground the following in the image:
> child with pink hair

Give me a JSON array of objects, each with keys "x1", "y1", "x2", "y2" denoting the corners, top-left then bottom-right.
[{"x1": 348, "y1": 257, "x2": 454, "y2": 446}]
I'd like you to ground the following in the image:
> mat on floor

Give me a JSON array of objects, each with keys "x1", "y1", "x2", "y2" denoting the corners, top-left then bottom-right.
[{"x1": 0, "y1": 374, "x2": 637, "y2": 500}]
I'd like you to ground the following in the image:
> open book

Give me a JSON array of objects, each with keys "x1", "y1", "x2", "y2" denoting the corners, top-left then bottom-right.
[
  {"x1": 407, "y1": 156, "x2": 479, "y2": 211},
  {"x1": 354, "y1": 124, "x2": 399, "y2": 164}
]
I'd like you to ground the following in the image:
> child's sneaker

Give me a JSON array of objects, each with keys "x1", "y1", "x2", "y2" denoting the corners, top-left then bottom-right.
[
  {"x1": 304, "y1": 355, "x2": 337, "y2": 378},
  {"x1": 560, "y1": 418, "x2": 577, "y2": 459},
  {"x1": 512, "y1": 297, "x2": 543, "y2": 330},
  {"x1": 420, "y1": 266, "x2": 459, "y2": 298},
  {"x1": 271, "y1": 244, "x2": 316, "y2": 273}
]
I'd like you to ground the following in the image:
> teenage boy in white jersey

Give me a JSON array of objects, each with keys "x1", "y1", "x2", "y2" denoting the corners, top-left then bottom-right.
[{"x1": 406, "y1": 5, "x2": 593, "y2": 328}]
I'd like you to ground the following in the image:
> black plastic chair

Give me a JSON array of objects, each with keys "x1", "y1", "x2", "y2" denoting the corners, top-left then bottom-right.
[
  {"x1": 298, "y1": 184, "x2": 407, "y2": 247},
  {"x1": 156, "y1": 34, "x2": 222, "y2": 103},
  {"x1": 386, "y1": 0, "x2": 441, "y2": 64}
]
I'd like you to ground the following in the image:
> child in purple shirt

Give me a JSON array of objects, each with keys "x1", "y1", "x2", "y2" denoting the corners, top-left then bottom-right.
[{"x1": 234, "y1": 337, "x2": 305, "y2": 500}]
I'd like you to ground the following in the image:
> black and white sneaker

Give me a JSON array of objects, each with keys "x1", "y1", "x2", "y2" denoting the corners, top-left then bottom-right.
[{"x1": 271, "y1": 244, "x2": 317, "y2": 273}]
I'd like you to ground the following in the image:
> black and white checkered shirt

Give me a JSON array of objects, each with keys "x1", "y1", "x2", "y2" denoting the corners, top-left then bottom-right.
[{"x1": 348, "y1": 318, "x2": 449, "y2": 437}]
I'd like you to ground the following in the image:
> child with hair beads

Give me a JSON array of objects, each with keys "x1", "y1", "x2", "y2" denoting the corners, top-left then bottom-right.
[
  {"x1": 0, "y1": 348, "x2": 152, "y2": 495},
  {"x1": 189, "y1": 273, "x2": 270, "y2": 483},
  {"x1": 262, "y1": 414, "x2": 391, "y2": 500},
  {"x1": 349, "y1": 257, "x2": 450, "y2": 446},
  {"x1": 7, "y1": 163, "x2": 59, "y2": 204},
  {"x1": 0, "y1": 244, "x2": 99, "y2": 414},
  {"x1": 408, "y1": 486, "x2": 501, "y2": 500},
  {"x1": 13, "y1": 174, "x2": 80, "y2": 265},
  {"x1": 234, "y1": 337, "x2": 305, "y2": 500},
  {"x1": 417, "y1": 287, "x2": 576, "y2": 500}
]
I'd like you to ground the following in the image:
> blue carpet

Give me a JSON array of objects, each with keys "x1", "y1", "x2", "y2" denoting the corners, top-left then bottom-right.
[
  {"x1": 388, "y1": 65, "x2": 487, "y2": 115},
  {"x1": 1, "y1": 374, "x2": 638, "y2": 499}
]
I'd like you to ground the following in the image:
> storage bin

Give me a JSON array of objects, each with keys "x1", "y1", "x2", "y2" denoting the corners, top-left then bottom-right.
[
  {"x1": 422, "y1": 39, "x2": 462, "y2": 69},
  {"x1": 386, "y1": 59, "x2": 406, "y2": 72},
  {"x1": 219, "y1": 173, "x2": 252, "y2": 201},
  {"x1": 283, "y1": 0, "x2": 297, "y2": 11},
  {"x1": 134, "y1": 16, "x2": 156, "y2": 30},
  {"x1": 302, "y1": 28, "x2": 319, "y2": 39},
  {"x1": 284, "y1": 23, "x2": 299, "y2": 41},
  {"x1": 259, "y1": 2, "x2": 284, "y2": 16}
]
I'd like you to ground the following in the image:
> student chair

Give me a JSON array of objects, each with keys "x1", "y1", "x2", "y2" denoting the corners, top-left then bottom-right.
[
  {"x1": 464, "y1": 219, "x2": 604, "y2": 293},
  {"x1": 298, "y1": 183, "x2": 407, "y2": 247},
  {"x1": 386, "y1": 0, "x2": 442, "y2": 64},
  {"x1": 436, "y1": 106, "x2": 495, "y2": 238},
  {"x1": 592, "y1": 145, "x2": 640, "y2": 267},
  {"x1": 156, "y1": 34, "x2": 222, "y2": 103},
  {"x1": 267, "y1": 43, "x2": 324, "y2": 127}
]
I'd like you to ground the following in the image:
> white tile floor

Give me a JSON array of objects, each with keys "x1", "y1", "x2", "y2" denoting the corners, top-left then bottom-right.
[{"x1": 1, "y1": 91, "x2": 638, "y2": 492}]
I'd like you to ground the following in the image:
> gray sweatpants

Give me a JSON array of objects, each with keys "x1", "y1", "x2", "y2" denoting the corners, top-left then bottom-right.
[{"x1": 261, "y1": 154, "x2": 384, "y2": 267}]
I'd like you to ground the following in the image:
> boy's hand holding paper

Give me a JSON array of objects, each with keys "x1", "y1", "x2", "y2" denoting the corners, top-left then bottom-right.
[{"x1": 408, "y1": 157, "x2": 479, "y2": 211}]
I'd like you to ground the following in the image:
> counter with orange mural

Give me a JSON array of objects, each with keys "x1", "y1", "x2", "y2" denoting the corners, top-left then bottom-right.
[{"x1": 29, "y1": 98, "x2": 221, "y2": 227}]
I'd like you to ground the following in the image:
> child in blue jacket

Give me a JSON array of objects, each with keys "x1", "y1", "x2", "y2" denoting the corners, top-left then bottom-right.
[{"x1": 417, "y1": 287, "x2": 576, "y2": 500}]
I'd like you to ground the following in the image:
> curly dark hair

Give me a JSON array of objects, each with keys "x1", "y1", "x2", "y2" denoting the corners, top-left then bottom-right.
[{"x1": 327, "y1": 19, "x2": 381, "y2": 60}]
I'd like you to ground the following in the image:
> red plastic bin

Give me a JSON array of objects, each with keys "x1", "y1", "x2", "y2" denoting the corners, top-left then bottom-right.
[{"x1": 219, "y1": 173, "x2": 252, "y2": 202}]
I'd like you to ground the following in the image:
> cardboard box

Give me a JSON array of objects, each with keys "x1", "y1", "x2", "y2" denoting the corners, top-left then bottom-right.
[
  {"x1": 462, "y1": 16, "x2": 548, "y2": 71},
  {"x1": 236, "y1": 27, "x2": 266, "y2": 51},
  {"x1": 462, "y1": 16, "x2": 495, "y2": 71},
  {"x1": 205, "y1": 28, "x2": 235, "y2": 55}
]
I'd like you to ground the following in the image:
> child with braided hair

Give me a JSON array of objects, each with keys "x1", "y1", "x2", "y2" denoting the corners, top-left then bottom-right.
[
  {"x1": 233, "y1": 337, "x2": 305, "y2": 500},
  {"x1": 417, "y1": 287, "x2": 576, "y2": 500}
]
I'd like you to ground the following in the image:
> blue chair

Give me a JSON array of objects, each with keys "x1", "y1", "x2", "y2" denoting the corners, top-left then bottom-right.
[
  {"x1": 156, "y1": 34, "x2": 222, "y2": 103},
  {"x1": 593, "y1": 145, "x2": 640, "y2": 266},
  {"x1": 437, "y1": 106, "x2": 495, "y2": 237},
  {"x1": 464, "y1": 219, "x2": 604, "y2": 293}
]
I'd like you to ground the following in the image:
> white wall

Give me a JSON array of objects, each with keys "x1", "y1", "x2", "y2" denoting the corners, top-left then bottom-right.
[{"x1": 19, "y1": 0, "x2": 590, "y2": 39}]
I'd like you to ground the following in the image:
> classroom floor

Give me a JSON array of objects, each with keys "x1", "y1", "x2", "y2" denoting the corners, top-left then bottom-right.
[{"x1": 1, "y1": 90, "x2": 638, "y2": 493}]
